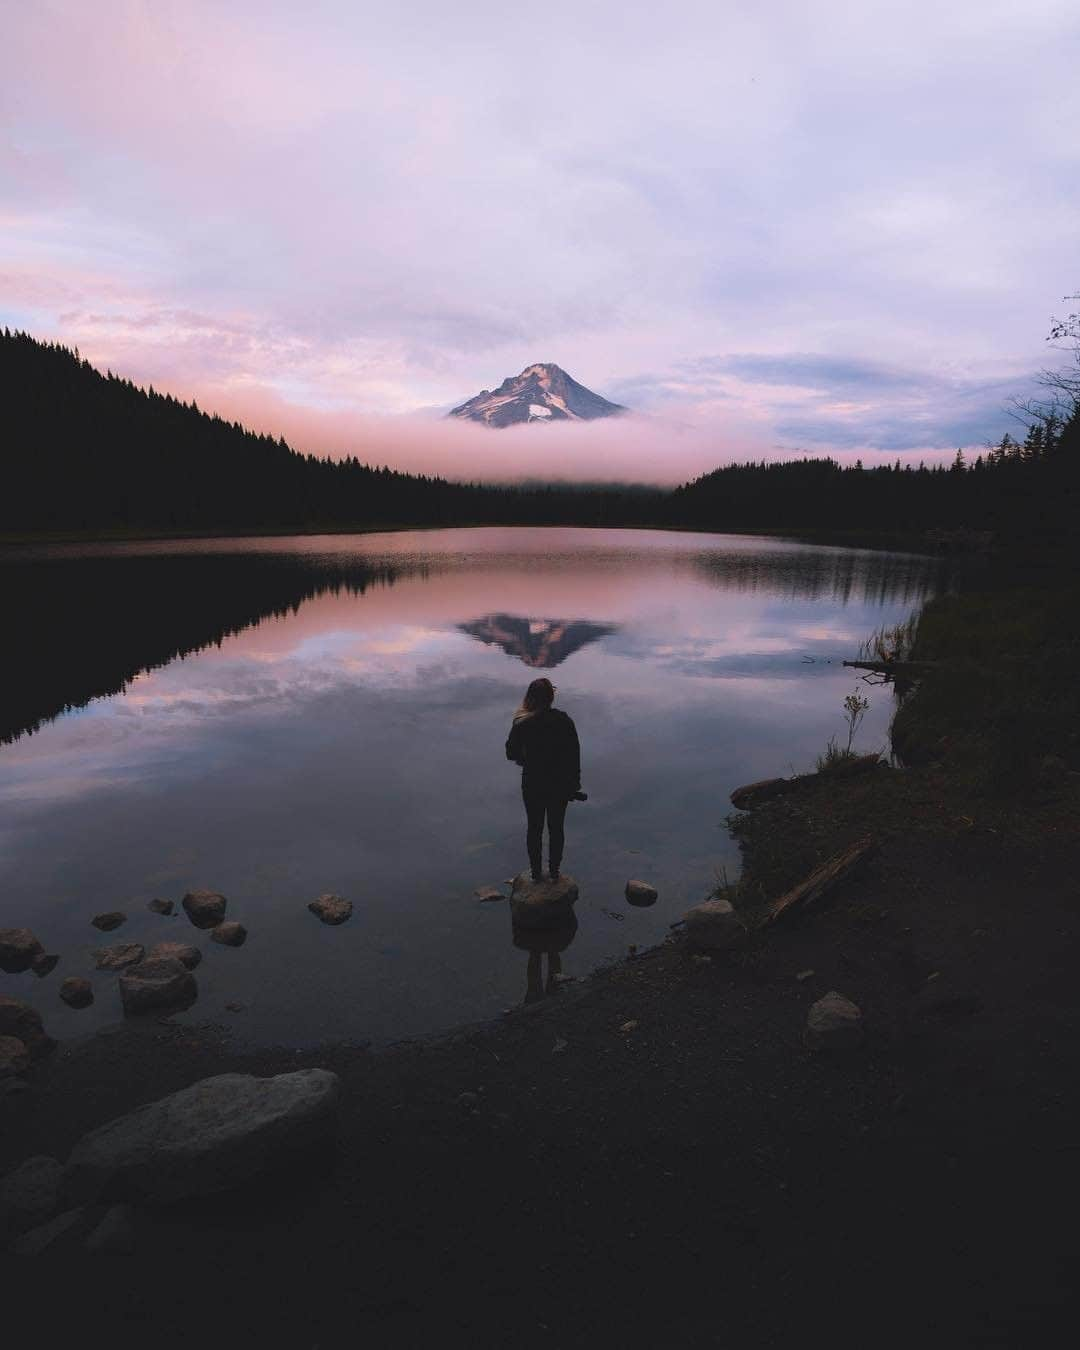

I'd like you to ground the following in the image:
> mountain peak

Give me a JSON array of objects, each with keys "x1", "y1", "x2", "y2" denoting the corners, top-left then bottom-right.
[{"x1": 449, "y1": 363, "x2": 627, "y2": 428}]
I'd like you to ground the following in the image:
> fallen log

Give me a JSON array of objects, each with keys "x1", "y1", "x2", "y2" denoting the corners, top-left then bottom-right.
[
  {"x1": 842, "y1": 660, "x2": 939, "y2": 677},
  {"x1": 763, "y1": 836, "x2": 875, "y2": 927},
  {"x1": 730, "y1": 755, "x2": 882, "y2": 809}
]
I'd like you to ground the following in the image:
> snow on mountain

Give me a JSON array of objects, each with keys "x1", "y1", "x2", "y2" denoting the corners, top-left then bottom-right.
[{"x1": 448, "y1": 363, "x2": 628, "y2": 428}]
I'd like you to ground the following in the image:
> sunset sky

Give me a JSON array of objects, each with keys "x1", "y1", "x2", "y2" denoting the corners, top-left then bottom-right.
[{"x1": 2, "y1": 0, "x2": 1077, "y2": 481}]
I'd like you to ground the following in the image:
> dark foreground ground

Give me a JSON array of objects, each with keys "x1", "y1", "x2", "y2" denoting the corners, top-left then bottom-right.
[{"x1": 3, "y1": 770, "x2": 1079, "y2": 1347}]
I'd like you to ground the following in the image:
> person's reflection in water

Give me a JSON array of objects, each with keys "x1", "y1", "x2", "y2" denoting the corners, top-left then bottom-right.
[
  {"x1": 505, "y1": 677, "x2": 582, "y2": 882},
  {"x1": 513, "y1": 915, "x2": 578, "y2": 1004}
]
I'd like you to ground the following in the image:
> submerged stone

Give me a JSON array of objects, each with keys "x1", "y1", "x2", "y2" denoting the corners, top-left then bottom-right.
[
  {"x1": 91, "y1": 911, "x2": 127, "y2": 932},
  {"x1": 94, "y1": 942, "x2": 145, "y2": 971},
  {"x1": 625, "y1": 879, "x2": 658, "y2": 907},
  {"x1": 182, "y1": 890, "x2": 227, "y2": 929},
  {"x1": 0, "y1": 928, "x2": 45, "y2": 974},
  {"x1": 119, "y1": 957, "x2": 197, "y2": 1017},
  {"x1": 308, "y1": 894, "x2": 353, "y2": 925},
  {"x1": 60, "y1": 977, "x2": 94, "y2": 1009},
  {"x1": 211, "y1": 921, "x2": 247, "y2": 947},
  {"x1": 146, "y1": 941, "x2": 201, "y2": 970}
]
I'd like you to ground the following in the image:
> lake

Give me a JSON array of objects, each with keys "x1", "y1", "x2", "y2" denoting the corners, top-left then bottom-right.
[{"x1": 0, "y1": 527, "x2": 947, "y2": 1047}]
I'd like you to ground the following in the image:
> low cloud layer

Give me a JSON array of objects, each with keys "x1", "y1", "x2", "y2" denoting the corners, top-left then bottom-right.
[{"x1": 2, "y1": 0, "x2": 1075, "y2": 479}]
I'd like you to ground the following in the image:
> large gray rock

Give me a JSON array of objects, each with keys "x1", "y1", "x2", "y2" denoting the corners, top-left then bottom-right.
[
  {"x1": 119, "y1": 957, "x2": 197, "y2": 1017},
  {"x1": 182, "y1": 890, "x2": 227, "y2": 929},
  {"x1": 60, "y1": 977, "x2": 94, "y2": 1009},
  {"x1": 0, "y1": 928, "x2": 45, "y2": 973},
  {"x1": 11, "y1": 1207, "x2": 93, "y2": 1256},
  {"x1": 0, "y1": 1036, "x2": 30, "y2": 1079},
  {"x1": 684, "y1": 898, "x2": 744, "y2": 950},
  {"x1": 625, "y1": 880, "x2": 658, "y2": 907},
  {"x1": 64, "y1": 1070, "x2": 341, "y2": 1205},
  {"x1": 0, "y1": 996, "x2": 54, "y2": 1060},
  {"x1": 509, "y1": 873, "x2": 579, "y2": 929},
  {"x1": 146, "y1": 941, "x2": 201, "y2": 970},
  {"x1": 308, "y1": 894, "x2": 353, "y2": 925},
  {"x1": 94, "y1": 942, "x2": 145, "y2": 971},
  {"x1": 0, "y1": 1155, "x2": 64, "y2": 1241},
  {"x1": 807, "y1": 991, "x2": 864, "y2": 1049}
]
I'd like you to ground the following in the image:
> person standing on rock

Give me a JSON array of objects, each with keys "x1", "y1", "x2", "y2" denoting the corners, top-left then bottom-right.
[{"x1": 505, "y1": 677, "x2": 582, "y2": 883}]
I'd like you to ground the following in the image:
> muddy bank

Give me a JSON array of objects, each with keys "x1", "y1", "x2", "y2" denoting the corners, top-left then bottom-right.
[{"x1": 3, "y1": 760, "x2": 1078, "y2": 1344}]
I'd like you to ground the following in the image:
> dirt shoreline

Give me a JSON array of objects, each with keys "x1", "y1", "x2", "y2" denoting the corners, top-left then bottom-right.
[{"x1": 3, "y1": 761, "x2": 1078, "y2": 1344}]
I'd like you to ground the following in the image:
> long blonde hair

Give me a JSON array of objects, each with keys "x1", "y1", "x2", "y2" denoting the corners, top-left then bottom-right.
[{"x1": 513, "y1": 677, "x2": 555, "y2": 723}]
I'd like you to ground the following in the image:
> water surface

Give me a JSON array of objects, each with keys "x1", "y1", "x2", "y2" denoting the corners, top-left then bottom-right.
[{"x1": 0, "y1": 528, "x2": 946, "y2": 1046}]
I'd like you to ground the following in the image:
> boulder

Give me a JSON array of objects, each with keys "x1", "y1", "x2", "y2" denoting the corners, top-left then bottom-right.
[
  {"x1": 11, "y1": 1207, "x2": 93, "y2": 1256},
  {"x1": 147, "y1": 898, "x2": 175, "y2": 916},
  {"x1": 625, "y1": 879, "x2": 658, "y2": 907},
  {"x1": 0, "y1": 928, "x2": 45, "y2": 974},
  {"x1": 94, "y1": 942, "x2": 145, "y2": 971},
  {"x1": 509, "y1": 873, "x2": 579, "y2": 929},
  {"x1": 31, "y1": 952, "x2": 59, "y2": 978},
  {"x1": 683, "y1": 898, "x2": 745, "y2": 950},
  {"x1": 211, "y1": 922, "x2": 247, "y2": 947},
  {"x1": 84, "y1": 1203, "x2": 138, "y2": 1254},
  {"x1": 807, "y1": 991, "x2": 864, "y2": 1049},
  {"x1": 182, "y1": 890, "x2": 227, "y2": 929},
  {"x1": 0, "y1": 1155, "x2": 64, "y2": 1241},
  {"x1": 0, "y1": 996, "x2": 55, "y2": 1060},
  {"x1": 91, "y1": 911, "x2": 127, "y2": 932},
  {"x1": 0, "y1": 1036, "x2": 30, "y2": 1079},
  {"x1": 146, "y1": 941, "x2": 201, "y2": 970},
  {"x1": 308, "y1": 894, "x2": 353, "y2": 925},
  {"x1": 119, "y1": 957, "x2": 197, "y2": 1017},
  {"x1": 60, "y1": 977, "x2": 94, "y2": 1009},
  {"x1": 63, "y1": 1069, "x2": 341, "y2": 1205}
]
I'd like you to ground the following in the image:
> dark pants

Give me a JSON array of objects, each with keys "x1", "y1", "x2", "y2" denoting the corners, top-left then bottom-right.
[{"x1": 523, "y1": 788, "x2": 569, "y2": 874}]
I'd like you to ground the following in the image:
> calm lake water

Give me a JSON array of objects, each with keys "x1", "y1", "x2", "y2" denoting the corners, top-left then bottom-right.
[{"x1": 1, "y1": 527, "x2": 946, "y2": 1046}]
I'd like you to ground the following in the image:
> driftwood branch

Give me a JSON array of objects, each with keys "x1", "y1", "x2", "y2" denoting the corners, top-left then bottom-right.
[
  {"x1": 763, "y1": 836, "x2": 875, "y2": 927},
  {"x1": 842, "y1": 660, "x2": 939, "y2": 676}
]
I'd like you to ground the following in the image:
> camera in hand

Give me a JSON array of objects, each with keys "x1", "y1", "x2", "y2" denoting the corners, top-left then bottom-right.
[{"x1": 570, "y1": 791, "x2": 589, "y2": 802}]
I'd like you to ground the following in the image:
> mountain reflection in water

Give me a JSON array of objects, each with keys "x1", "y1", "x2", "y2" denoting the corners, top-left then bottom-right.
[
  {"x1": 458, "y1": 615, "x2": 618, "y2": 668},
  {"x1": 0, "y1": 528, "x2": 949, "y2": 1048}
]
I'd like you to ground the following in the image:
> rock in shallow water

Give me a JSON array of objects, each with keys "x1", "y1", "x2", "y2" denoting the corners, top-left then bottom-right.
[
  {"x1": 119, "y1": 957, "x2": 197, "y2": 1017},
  {"x1": 0, "y1": 996, "x2": 54, "y2": 1060},
  {"x1": 308, "y1": 894, "x2": 353, "y2": 925},
  {"x1": 509, "y1": 873, "x2": 579, "y2": 929},
  {"x1": 211, "y1": 921, "x2": 247, "y2": 947},
  {"x1": 625, "y1": 879, "x2": 658, "y2": 907},
  {"x1": 31, "y1": 952, "x2": 59, "y2": 978},
  {"x1": 63, "y1": 1069, "x2": 341, "y2": 1204},
  {"x1": 182, "y1": 889, "x2": 227, "y2": 929},
  {"x1": 91, "y1": 911, "x2": 127, "y2": 932},
  {"x1": 0, "y1": 1036, "x2": 30, "y2": 1079},
  {"x1": 60, "y1": 977, "x2": 94, "y2": 1009},
  {"x1": 94, "y1": 943, "x2": 145, "y2": 971},
  {"x1": 147, "y1": 898, "x2": 175, "y2": 916},
  {"x1": 683, "y1": 898, "x2": 745, "y2": 951},
  {"x1": 807, "y1": 991, "x2": 864, "y2": 1049},
  {"x1": 146, "y1": 941, "x2": 201, "y2": 970},
  {"x1": 0, "y1": 928, "x2": 45, "y2": 974}
]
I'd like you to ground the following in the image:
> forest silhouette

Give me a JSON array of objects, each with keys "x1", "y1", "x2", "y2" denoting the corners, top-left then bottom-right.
[{"x1": 2, "y1": 328, "x2": 1077, "y2": 540}]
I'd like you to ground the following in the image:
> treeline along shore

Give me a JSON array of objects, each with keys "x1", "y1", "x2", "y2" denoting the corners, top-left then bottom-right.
[{"x1": 3, "y1": 327, "x2": 1077, "y2": 542}]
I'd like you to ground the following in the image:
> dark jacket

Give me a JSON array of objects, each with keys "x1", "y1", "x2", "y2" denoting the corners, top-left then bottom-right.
[{"x1": 505, "y1": 707, "x2": 581, "y2": 798}]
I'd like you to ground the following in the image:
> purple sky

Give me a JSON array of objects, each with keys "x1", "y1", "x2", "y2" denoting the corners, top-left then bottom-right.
[{"x1": 2, "y1": 1, "x2": 1077, "y2": 481}]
